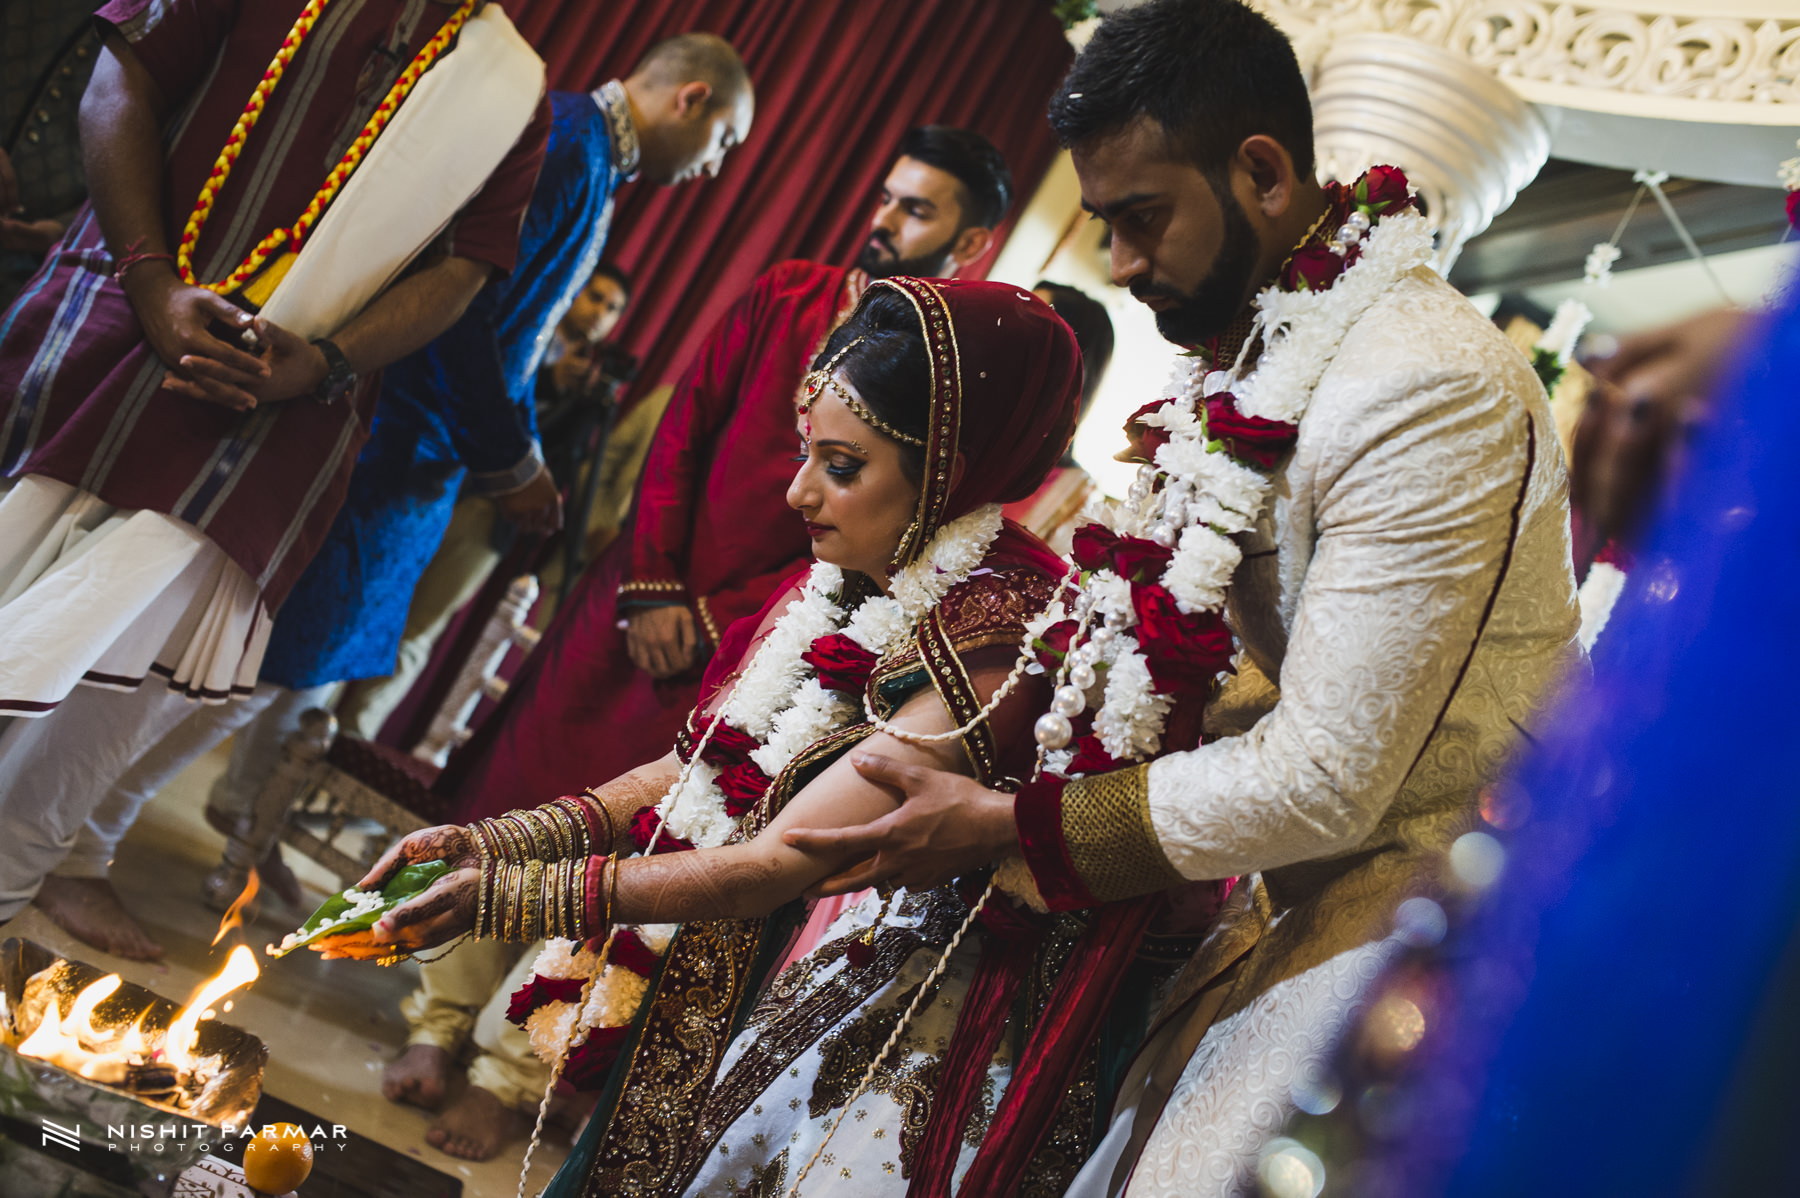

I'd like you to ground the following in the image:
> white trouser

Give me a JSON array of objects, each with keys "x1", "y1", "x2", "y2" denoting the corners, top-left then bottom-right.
[
  {"x1": 0, "y1": 683, "x2": 200, "y2": 919},
  {"x1": 52, "y1": 681, "x2": 331, "y2": 879}
]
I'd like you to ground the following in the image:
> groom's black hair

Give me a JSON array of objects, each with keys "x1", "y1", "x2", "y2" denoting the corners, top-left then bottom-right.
[{"x1": 1048, "y1": 0, "x2": 1314, "y2": 180}]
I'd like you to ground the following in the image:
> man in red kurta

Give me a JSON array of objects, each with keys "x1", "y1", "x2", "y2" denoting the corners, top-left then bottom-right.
[
  {"x1": 0, "y1": 0, "x2": 547, "y2": 928},
  {"x1": 436, "y1": 125, "x2": 1013, "y2": 820}
]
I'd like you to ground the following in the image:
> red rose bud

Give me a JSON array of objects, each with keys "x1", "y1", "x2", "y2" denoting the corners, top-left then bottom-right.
[
  {"x1": 803, "y1": 633, "x2": 879, "y2": 693},
  {"x1": 1072, "y1": 525, "x2": 1172, "y2": 583},
  {"x1": 1204, "y1": 394, "x2": 1299, "y2": 468},
  {"x1": 1122, "y1": 400, "x2": 1174, "y2": 463},
  {"x1": 1068, "y1": 734, "x2": 1121, "y2": 777},
  {"x1": 1787, "y1": 189, "x2": 1800, "y2": 231},
  {"x1": 1130, "y1": 585, "x2": 1236, "y2": 694},
  {"x1": 1033, "y1": 618, "x2": 1078, "y2": 671},
  {"x1": 715, "y1": 760, "x2": 773, "y2": 816},
  {"x1": 1109, "y1": 535, "x2": 1175, "y2": 584},
  {"x1": 504, "y1": 973, "x2": 587, "y2": 1027},
  {"x1": 697, "y1": 716, "x2": 762, "y2": 765},
  {"x1": 561, "y1": 1025, "x2": 631, "y2": 1091},
  {"x1": 1070, "y1": 525, "x2": 1120, "y2": 573},
  {"x1": 845, "y1": 938, "x2": 878, "y2": 969},
  {"x1": 610, "y1": 927, "x2": 663, "y2": 977},
  {"x1": 630, "y1": 804, "x2": 695, "y2": 853},
  {"x1": 1282, "y1": 242, "x2": 1346, "y2": 292},
  {"x1": 1357, "y1": 165, "x2": 1412, "y2": 213}
]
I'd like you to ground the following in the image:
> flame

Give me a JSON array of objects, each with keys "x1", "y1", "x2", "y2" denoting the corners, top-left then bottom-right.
[
  {"x1": 212, "y1": 866, "x2": 261, "y2": 947},
  {"x1": 66, "y1": 973, "x2": 121, "y2": 1041},
  {"x1": 17, "y1": 976, "x2": 136, "y2": 1082},
  {"x1": 163, "y1": 945, "x2": 259, "y2": 1071}
]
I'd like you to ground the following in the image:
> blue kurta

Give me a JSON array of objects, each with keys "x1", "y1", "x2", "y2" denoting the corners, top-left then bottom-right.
[{"x1": 260, "y1": 89, "x2": 625, "y2": 688}]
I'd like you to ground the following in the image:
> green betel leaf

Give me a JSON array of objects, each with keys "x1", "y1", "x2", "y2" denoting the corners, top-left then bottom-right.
[{"x1": 273, "y1": 860, "x2": 450, "y2": 955}]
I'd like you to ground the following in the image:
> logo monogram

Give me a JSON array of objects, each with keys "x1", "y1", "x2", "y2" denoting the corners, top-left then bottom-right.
[{"x1": 41, "y1": 1119, "x2": 82, "y2": 1151}]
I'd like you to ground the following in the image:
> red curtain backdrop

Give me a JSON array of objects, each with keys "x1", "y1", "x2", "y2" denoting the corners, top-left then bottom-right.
[{"x1": 508, "y1": 0, "x2": 1074, "y2": 400}]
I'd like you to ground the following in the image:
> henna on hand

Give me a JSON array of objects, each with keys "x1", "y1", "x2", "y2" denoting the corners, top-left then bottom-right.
[{"x1": 613, "y1": 850, "x2": 784, "y2": 924}]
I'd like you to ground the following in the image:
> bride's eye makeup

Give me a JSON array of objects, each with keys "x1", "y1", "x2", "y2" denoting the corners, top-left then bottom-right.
[{"x1": 825, "y1": 455, "x2": 863, "y2": 480}]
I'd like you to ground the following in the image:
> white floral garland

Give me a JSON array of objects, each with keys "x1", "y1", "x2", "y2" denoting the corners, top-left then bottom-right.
[
  {"x1": 1038, "y1": 209, "x2": 1436, "y2": 770},
  {"x1": 520, "y1": 503, "x2": 1007, "y2": 1065}
]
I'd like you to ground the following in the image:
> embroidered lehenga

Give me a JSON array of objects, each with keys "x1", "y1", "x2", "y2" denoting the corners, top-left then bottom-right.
[{"x1": 502, "y1": 279, "x2": 1225, "y2": 1198}]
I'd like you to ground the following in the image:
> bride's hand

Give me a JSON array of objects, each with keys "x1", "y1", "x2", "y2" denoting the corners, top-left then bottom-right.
[
  {"x1": 357, "y1": 824, "x2": 480, "y2": 892},
  {"x1": 313, "y1": 865, "x2": 480, "y2": 960}
]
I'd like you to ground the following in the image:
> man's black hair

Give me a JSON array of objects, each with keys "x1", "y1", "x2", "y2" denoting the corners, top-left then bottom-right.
[
  {"x1": 896, "y1": 126, "x2": 1014, "y2": 230},
  {"x1": 1047, "y1": 0, "x2": 1314, "y2": 180},
  {"x1": 592, "y1": 261, "x2": 632, "y2": 301}
]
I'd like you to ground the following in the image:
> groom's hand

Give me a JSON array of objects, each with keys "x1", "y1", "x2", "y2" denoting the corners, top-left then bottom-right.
[{"x1": 783, "y1": 753, "x2": 1017, "y2": 894}]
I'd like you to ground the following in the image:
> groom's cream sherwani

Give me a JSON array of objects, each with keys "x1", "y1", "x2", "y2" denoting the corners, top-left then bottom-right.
[{"x1": 1049, "y1": 266, "x2": 1583, "y2": 1197}]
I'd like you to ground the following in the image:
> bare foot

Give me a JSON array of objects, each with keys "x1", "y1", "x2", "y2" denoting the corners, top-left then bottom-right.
[
  {"x1": 32, "y1": 876, "x2": 164, "y2": 961},
  {"x1": 427, "y1": 1084, "x2": 524, "y2": 1161},
  {"x1": 382, "y1": 1043, "x2": 454, "y2": 1111}
]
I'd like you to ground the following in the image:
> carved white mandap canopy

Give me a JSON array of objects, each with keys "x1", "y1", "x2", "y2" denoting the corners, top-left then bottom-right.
[{"x1": 1257, "y1": 1, "x2": 1799, "y2": 122}]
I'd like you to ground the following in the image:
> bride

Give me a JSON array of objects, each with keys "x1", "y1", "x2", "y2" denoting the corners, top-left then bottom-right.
[{"x1": 329, "y1": 278, "x2": 1220, "y2": 1195}]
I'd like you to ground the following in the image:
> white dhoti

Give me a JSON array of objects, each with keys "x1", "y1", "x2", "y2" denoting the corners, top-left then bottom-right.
[{"x1": 0, "y1": 474, "x2": 270, "y2": 715}]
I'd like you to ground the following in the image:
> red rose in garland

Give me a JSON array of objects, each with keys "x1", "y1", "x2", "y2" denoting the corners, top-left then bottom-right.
[
  {"x1": 630, "y1": 804, "x2": 694, "y2": 853},
  {"x1": 1282, "y1": 242, "x2": 1345, "y2": 292},
  {"x1": 561, "y1": 1024, "x2": 631, "y2": 1090},
  {"x1": 1033, "y1": 618, "x2": 1078, "y2": 671},
  {"x1": 1204, "y1": 393, "x2": 1298, "y2": 468},
  {"x1": 1131, "y1": 584, "x2": 1235, "y2": 693},
  {"x1": 715, "y1": 760, "x2": 773, "y2": 816},
  {"x1": 803, "y1": 633, "x2": 879, "y2": 694},
  {"x1": 1072, "y1": 525, "x2": 1174, "y2": 584},
  {"x1": 696, "y1": 717, "x2": 761, "y2": 766},
  {"x1": 1787, "y1": 189, "x2": 1800, "y2": 232},
  {"x1": 1122, "y1": 399, "x2": 1174, "y2": 463},
  {"x1": 609, "y1": 927, "x2": 663, "y2": 977},
  {"x1": 1357, "y1": 165, "x2": 1415, "y2": 215},
  {"x1": 1068, "y1": 734, "x2": 1121, "y2": 776},
  {"x1": 504, "y1": 974, "x2": 586, "y2": 1026}
]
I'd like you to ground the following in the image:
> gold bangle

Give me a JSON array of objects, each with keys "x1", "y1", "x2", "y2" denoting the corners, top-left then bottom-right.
[
  {"x1": 582, "y1": 788, "x2": 616, "y2": 857},
  {"x1": 608, "y1": 854, "x2": 622, "y2": 930},
  {"x1": 524, "y1": 860, "x2": 544, "y2": 942},
  {"x1": 475, "y1": 859, "x2": 491, "y2": 940}
]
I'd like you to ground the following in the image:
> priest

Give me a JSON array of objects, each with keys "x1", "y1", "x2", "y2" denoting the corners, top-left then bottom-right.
[{"x1": 0, "y1": 0, "x2": 549, "y2": 924}]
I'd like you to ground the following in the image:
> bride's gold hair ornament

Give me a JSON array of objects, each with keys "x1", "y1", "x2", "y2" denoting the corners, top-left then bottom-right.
[{"x1": 798, "y1": 336, "x2": 927, "y2": 448}]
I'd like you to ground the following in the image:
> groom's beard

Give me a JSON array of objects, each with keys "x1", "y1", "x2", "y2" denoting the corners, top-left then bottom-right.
[
  {"x1": 856, "y1": 229, "x2": 957, "y2": 279},
  {"x1": 1134, "y1": 186, "x2": 1261, "y2": 347}
]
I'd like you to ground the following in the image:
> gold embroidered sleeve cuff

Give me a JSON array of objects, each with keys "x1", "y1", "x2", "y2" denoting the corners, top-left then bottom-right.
[
  {"x1": 618, "y1": 578, "x2": 687, "y2": 602},
  {"x1": 1015, "y1": 764, "x2": 1186, "y2": 910}
]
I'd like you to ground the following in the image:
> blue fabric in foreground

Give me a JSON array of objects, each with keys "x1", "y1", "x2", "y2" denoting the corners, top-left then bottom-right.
[{"x1": 1400, "y1": 295, "x2": 1800, "y2": 1195}]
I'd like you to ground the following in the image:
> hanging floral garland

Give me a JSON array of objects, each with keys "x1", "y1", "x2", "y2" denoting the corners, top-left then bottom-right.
[
  {"x1": 506, "y1": 504, "x2": 1007, "y2": 1082},
  {"x1": 1026, "y1": 167, "x2": 1435, "y2": 779}
]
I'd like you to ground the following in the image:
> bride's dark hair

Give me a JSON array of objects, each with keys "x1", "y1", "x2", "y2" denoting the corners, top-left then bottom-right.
[{"x1": 811, "y1": 287, "x2": 930, "y2": 479}]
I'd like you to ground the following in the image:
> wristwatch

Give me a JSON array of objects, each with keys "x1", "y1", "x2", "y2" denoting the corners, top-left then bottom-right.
[{"x1": 311, "y1": 338, "x2": 357, "y2": 404}]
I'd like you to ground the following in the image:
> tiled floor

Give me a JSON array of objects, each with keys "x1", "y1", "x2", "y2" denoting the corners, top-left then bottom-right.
[{"x1": 0, "y1": 742, "x2": 570, "y2": 1197}]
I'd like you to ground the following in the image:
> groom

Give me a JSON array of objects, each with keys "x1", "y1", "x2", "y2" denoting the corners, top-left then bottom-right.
[{"x1": 786, "y1": 1, "x2": 1581, "y2": 1193}]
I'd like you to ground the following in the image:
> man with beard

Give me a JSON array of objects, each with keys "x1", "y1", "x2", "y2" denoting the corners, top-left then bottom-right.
[
  {"x1": 377, "y1": 124, "x2": 1012, "y2": 1145},
  {"x1": 782, "y1": 2, "x2": 1582, "y2": 1193}
]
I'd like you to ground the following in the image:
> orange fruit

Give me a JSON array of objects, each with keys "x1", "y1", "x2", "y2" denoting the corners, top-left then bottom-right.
[{"x1": 242, "y1": 1122, "x2": 314, "y2": 1195}]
